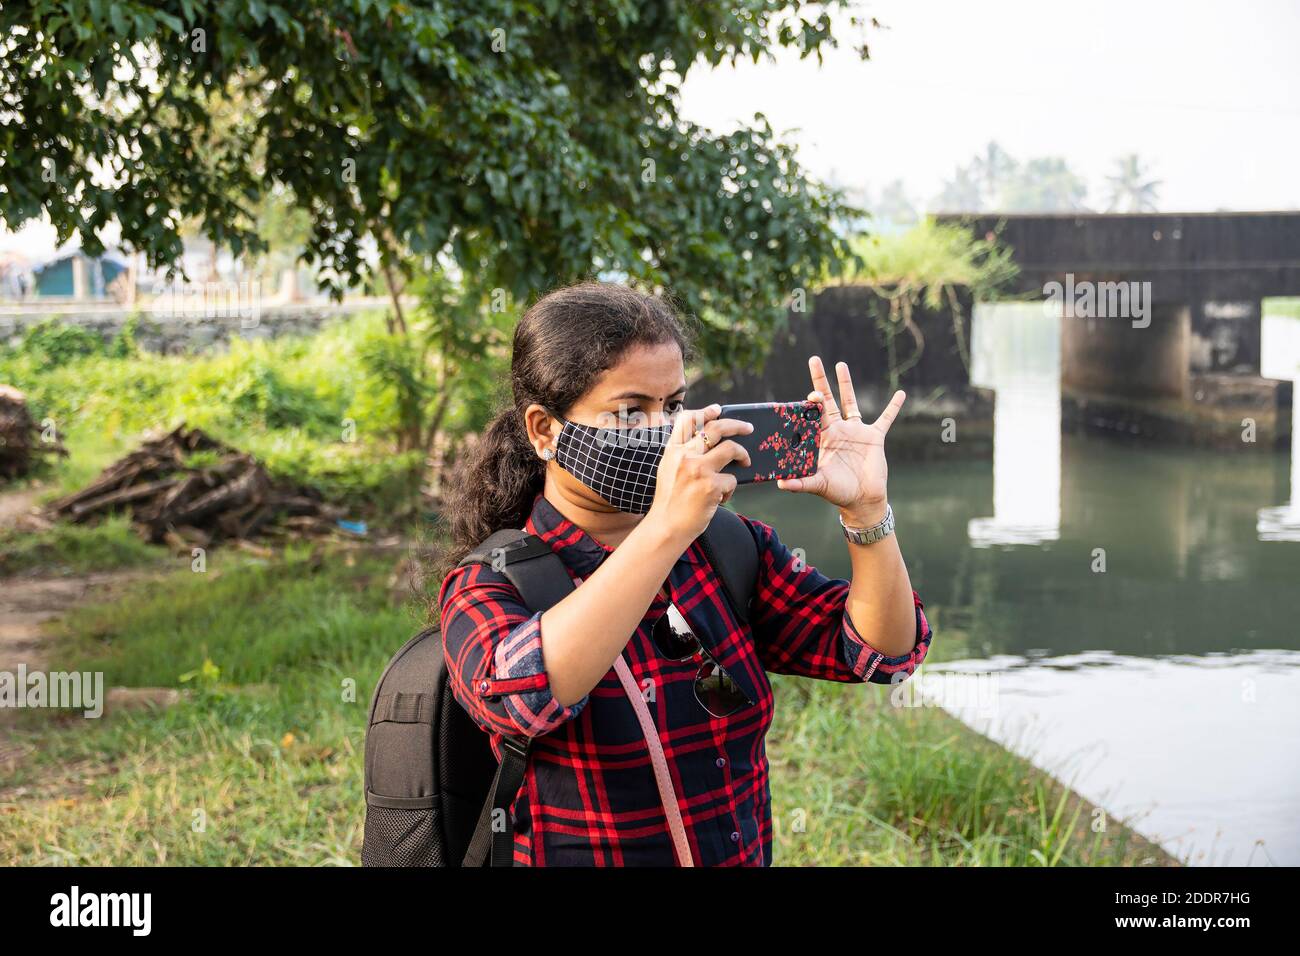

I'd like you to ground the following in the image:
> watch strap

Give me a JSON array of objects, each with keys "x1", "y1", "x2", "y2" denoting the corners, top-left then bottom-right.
[{"x1": 840, "y1": 504, "x2": 895, "y2": 545}]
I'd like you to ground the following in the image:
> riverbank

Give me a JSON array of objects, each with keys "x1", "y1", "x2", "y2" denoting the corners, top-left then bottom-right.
[{"x1": 0, "y1": 516, "x2": 1174, "y2": 866}]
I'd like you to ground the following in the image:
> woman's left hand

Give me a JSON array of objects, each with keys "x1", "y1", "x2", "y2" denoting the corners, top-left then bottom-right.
[{"x1": 776, "y1": 356, "x2": 904, "y2": 522}]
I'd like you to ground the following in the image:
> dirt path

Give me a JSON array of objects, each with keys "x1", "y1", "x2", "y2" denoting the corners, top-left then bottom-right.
[
  {"x1": 0, "y1": 572, "x2": 147, "y2": 675},
  {"x1": 1, "y1": 487, "x2": 176, "y2": 779},
  {"x1": 0, "y1": 487, "x2": 39, "y2": 530},
  {"x1": 0, "y1": 486, "x2": 55, "y2": 673}
]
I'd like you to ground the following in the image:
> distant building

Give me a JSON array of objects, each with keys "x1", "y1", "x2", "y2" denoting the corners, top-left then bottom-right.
[{"x1": 31, "y1": 250, "x2": 129, "y2": 299}]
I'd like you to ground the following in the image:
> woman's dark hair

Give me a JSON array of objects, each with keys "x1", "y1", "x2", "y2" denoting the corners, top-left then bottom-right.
[{"x1": 432, "y1": 281, "x2": 692, "y2": 586}]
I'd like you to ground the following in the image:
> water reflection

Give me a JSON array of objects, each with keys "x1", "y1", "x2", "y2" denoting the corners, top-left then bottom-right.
[
  {"x1": 1257, "y1": 313, "x2": 1300, "y2": 542},
  {"x1": 932, "y1": 651, "x2": 1300, "y2": 866},
  {"x1": 730, "y1": 303, "x2": 1300, "y2": 865},
  {"x1": 968, "y1": 303, "x2": 1061, "y2": 548}
]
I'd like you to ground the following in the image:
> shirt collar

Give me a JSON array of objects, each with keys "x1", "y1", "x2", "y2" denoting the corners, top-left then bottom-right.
[{"x1": 523, "y1": 492, "x2": 702, "y2": 578}]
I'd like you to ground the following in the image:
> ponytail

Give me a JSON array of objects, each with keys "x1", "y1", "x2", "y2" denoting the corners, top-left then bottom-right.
[{"x1": 434, "y1": 408, "x2": 544, "y2": 582}]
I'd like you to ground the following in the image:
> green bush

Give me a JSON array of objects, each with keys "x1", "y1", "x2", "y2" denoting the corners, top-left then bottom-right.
[
  {"x1": 833, "y1": 220, "x2": 1021, "y2": 389},
  {"x1": 15, "y1": 319, "x2": 108, "y2": 369},
  {"x1": 0, "y1": 311, "x2": 432, "y2": 514}
]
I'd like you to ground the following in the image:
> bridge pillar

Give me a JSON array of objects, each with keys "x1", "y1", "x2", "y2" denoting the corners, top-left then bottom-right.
[{"x1": 1060, "y1": 303, "x2": 1191, "y2": 400}]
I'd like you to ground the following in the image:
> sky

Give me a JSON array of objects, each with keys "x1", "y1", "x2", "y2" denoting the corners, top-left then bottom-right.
[
  {"x1": 5, "y1": 0, "x2": 1298, "y2": 258},
  {"x1": 680, "y1": 0, "x2": 1300, "y2": 213}
]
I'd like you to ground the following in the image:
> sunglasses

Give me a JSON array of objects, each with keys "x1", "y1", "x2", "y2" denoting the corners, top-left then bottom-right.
[{"x1": 651, "y1": 602, "x2": 751, "y2": 718}]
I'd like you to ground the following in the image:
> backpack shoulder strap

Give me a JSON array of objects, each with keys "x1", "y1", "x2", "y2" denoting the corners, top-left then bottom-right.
[
  {"x1": 698, "y1": 507, "x2": 760, "y2": 625},
  {"x1": 460, "y1": 529, "x2": 575, "y2": 613},
  {"x1": 457, "y1": 528, "x2": 574, "y2": 868}
]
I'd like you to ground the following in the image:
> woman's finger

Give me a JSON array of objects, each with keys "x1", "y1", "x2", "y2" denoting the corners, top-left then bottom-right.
[
  {"x1": 701, "y1": 438, "x2": 750, "y2": 471},
  {"x1": 716, "y1": 473, "x2": 738, "y2": 504},
  {"x1": 871, "y1": 390, "x2": 907, "y2": 435},
  {"x1": 670, "y1": 403, "x2": 717, "y2": 446},
  {"x1": 808, "y1": 356, "x2": 841, "y2": 423},
  {"x1": 667, "y1": 406, "x2": 694, "y2": 446},
  {"x1": 700, "y1": 417, "x2": 755, "y2": 442},
  {"x1": 776, "y1": 470, "x2": 829, "y2": 496},
  {"x1": 835, "y1": 362, "x2": 861, "y2": 421}
]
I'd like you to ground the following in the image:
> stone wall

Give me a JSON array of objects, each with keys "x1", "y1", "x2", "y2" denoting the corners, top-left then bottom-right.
[{"x1": 0, "y1": 300, "x2": 388, "y2": 355}]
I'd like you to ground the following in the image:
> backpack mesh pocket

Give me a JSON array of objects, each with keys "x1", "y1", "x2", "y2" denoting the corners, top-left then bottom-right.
[{"x1": 361, "y1": 798, "x2": 443, "y2": 867}]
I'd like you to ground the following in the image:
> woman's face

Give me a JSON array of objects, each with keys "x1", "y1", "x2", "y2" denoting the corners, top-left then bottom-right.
[
  {"x1": 526, "y1": 340, "x2": 686, "y2": 509},
  {"x1": 563, "y1": 341, "x2": 687, "y2": 430}
]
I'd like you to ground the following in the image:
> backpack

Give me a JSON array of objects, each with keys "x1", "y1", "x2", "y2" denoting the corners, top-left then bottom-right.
[{"x1": 361, "y1": 507, "x2": 759, "y2": 867}]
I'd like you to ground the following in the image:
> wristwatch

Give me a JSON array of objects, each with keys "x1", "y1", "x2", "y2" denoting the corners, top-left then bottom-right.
[{"x1": 839, "y1": 504, "x2": 895, "y2": 546}]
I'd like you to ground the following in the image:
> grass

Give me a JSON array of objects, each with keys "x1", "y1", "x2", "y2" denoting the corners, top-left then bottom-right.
[
  {"x1": 765, "y1": 607, "x2": 1167, "y2": 866},
  {"x1": 766, "y1": 676, "x2": 1162, "y2": 865},
  {"x1": 0, "y1": 546, "x2": 421, "y2": 866},
  {"x1": 1263, "y1": 296, "x2": 1300, "y2": 319},
  {"x1": 0, "y1": 546, "x2": 1171, "y2": 866},
  {"x1": 0, "y1": 516, "x2": 165, "y2": 577}
]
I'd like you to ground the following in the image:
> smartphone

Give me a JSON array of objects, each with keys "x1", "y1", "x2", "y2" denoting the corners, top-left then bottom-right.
[{"x1": 718, "y1": 401, "x2": 822, "y2": 484}]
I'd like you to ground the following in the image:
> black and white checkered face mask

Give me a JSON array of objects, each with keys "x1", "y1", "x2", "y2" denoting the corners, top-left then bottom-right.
[{"x1": 554, "y1": 418, "x2": 674, "y2": 514}]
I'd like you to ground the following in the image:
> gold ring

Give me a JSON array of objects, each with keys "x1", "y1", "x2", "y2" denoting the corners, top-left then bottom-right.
[{"x1": 699, "y1": 431, "x2": 713, "y2": 449}]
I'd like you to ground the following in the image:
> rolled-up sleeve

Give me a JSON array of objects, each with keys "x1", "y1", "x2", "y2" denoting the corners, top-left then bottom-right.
[
  {"x1": 740, "y1": 515, "x2": 933, "y2": 685},
  {"x1": 840, "y1": 591, "x2": 932, "y2": 684},
  {"x1": 437, "y1": 563, "x2": 588, "y2": 738}
]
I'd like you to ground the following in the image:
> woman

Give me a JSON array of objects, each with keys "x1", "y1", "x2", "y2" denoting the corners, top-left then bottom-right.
[{"x1": 437, "y1": 281, "x2": 932, "y2": 866}]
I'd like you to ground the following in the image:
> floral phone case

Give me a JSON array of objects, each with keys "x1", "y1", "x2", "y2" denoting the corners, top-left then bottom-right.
[{"x1": 718, "y1": 401, "x2": 822, "y2": 484}]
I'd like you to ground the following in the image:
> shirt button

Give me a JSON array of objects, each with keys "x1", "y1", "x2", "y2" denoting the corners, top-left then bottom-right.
[
  {"x1": 715, "y1": 757, "x2": 726, "y2": 768},
  {"x1": 730, "y1": 831, "x2": 740, "y2": 842}
]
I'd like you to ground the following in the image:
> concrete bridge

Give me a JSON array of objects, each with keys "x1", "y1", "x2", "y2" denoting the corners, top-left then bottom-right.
[{"x1": 937, "y1": 211, "x2": 1300, "y2": 446}]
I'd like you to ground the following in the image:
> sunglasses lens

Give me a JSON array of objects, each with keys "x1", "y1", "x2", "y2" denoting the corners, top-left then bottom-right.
[
  {"x1": 652, "y1": 611, "x2": 699, "y2": 662},
  {"x1": 649, "y1": 604, "x2": 750, "y2": 718},
  {"x1": 695, "y1": 659, "x2": 748, "y2": 718}
]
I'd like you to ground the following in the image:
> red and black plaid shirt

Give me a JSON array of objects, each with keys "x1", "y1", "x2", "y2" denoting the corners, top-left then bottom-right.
[{"x1": 438, "y1": 493, "x2": 933, "y2": 866}]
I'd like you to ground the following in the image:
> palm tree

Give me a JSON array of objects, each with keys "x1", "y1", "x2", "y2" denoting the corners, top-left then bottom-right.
[{"x1": 1105, "y1": 155, "x2": 1162, "y2": 212}]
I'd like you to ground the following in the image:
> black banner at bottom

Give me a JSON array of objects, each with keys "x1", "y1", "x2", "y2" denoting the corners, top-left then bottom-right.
[{"x1": 0, "y1": 864, "x2": 1285, "y2": 940}]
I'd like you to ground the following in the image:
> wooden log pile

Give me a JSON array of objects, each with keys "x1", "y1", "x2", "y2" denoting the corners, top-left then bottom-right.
[
  {"x1": 44, "y1": 425, "x2": 347, "y2": 548},
  {"x1": 1, "y1": 385, "x2": 65, "y2": 480}
]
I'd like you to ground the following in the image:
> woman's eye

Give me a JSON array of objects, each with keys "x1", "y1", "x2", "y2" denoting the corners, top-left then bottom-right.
[{"x1": 666, "y1": 400, "x2": 686, "y2": 414}]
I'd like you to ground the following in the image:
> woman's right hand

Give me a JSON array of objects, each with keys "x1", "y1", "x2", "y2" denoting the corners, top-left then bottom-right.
[{"x1": 646, "y1": 404, "x2": 753, "y2": 546}]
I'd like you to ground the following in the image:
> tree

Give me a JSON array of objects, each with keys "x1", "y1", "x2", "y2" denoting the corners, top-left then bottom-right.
[
  {"x1": 1106, "y1": 154, "x2": 1161, "y2": 213},
  {"x1": 0, "y1": 0, "x2": 871, "y2": 373},
  {"x1": 933, "y1": 163, "x2": 984, "y2": 213},
  {"x1": 970, "y1": 140, "x2": 1015, "y2": 201},
  {"x1": 999, "y1": 157, "x2": 1089, "y2": 212},
  {"x1": 870, "y1": 179, "x2": 918, "y2": 226}
]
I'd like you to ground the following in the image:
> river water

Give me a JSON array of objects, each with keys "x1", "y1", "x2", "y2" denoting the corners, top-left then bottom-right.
[{"x1": 733, "y1": 303, "x2": 1300, "y2": 866}]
